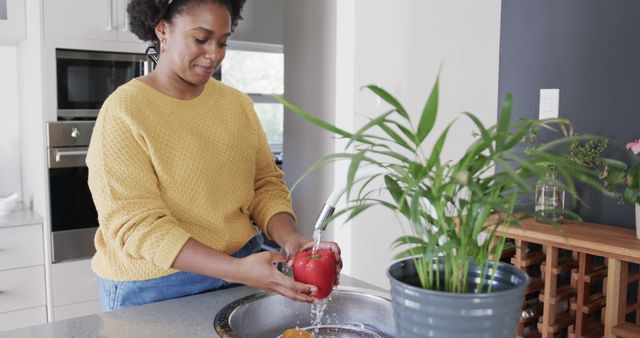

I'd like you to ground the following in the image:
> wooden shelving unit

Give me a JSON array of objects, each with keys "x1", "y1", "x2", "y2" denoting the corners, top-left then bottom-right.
[
  {"x1": 506, "y1": 239, "x2": 546, "y2": 337},
  {"x1": 569, "y1": 253, "x2": 607, "y2": 337},
  {"x1": 496, "y1": 218, "x2": 640, "y2": 338}
]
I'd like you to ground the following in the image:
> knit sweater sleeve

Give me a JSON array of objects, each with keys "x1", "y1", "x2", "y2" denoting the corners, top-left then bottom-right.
[
  {"x1": 244, "y1": 96, "x2": 296, "y2": 238},
  {"x1": 86, "y1": 93, "x2": 190, "y2": 270}
]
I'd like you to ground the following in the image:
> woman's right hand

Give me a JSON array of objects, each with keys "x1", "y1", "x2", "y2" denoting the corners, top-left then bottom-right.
[{"x1": 233, "y1": 251, "x2": 319, "y2": 303}]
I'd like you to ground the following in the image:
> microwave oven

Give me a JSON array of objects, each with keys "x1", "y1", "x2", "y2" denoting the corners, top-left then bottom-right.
[{"x1": 56, "y1": 49, "x2": 150, "y2": 120}]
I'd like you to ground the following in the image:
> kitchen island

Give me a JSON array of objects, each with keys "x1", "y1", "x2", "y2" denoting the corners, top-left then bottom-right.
[{"x1": 0, "y1": 275, "x2": 384, "y2": 337}]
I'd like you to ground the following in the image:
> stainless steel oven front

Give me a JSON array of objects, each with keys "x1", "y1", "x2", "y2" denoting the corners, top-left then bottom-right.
[{"x1": 47, "y1": 121, "x2": 97, "y2": 263}]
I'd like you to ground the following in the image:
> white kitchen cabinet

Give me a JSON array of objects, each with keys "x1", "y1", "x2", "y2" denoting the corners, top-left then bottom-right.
[
  {"x1": 0, "y1": 0, "x2": 26, "y2": 44},
  {"x1": 0, "y1": 266, "x2": 47, "y2": 313},
  {"x1": 0, "y1": 223, "x2": 47, "y2": 332},
  {"x1": 0, "y1": 307, "x2": 47, "y2": 333},
  {"x1": 0, "y1": 206, "x2": 47, "y2": 331},
  {"x1": 0, "y1": 224, "x2": 44, "y2": 271},
  {"x1": 52, "y1": 258, "x2": 100, "y2": 320},
  {"x1": 53, "y1": 300, "x2": 100, "y2": 321},
  {"x1": 44, "y1": 0, "x2": 141, "y2": 43},
  {"x1": 115, "y1": 0, "x2": 141, "y2": 42}
]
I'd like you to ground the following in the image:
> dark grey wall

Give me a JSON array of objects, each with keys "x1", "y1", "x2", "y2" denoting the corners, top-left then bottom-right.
[{"x1": 499, "y1": 0, "x2": 640, "y2": 229}]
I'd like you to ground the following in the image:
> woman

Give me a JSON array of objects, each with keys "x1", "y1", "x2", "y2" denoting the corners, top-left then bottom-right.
[{"x1": 86, "y1": 0, "x2": 341, "y2": 311}]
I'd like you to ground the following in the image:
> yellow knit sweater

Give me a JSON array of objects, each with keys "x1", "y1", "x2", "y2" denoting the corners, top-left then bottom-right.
[{"x1": 87, "y1": 79, "x2": 294, "y2": 281}]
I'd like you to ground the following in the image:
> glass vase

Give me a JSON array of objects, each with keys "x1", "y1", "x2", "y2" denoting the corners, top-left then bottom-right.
[{"x1": 535, "y1": 166, "x2": 565, "y2": 223}]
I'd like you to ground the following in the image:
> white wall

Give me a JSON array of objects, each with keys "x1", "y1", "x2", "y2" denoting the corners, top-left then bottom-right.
[
  {"x1": 282, "y1": 0, "x2": 357, "y2": 274},
  {"x1": 0, "y1": 45, "x2": 21, "y2": 198},
  {"x1": 348, "y1": 0, "x2": 503, "y2": 289},
  {"x1": 284, "y1": 0, "x2": 502, "y2": 289},
  {"x1": 18, "y1": 0, "x2": 46, "y2": 215},
  {"x1": 282, "y1": 0, "x2": 337, "y2": 238}
]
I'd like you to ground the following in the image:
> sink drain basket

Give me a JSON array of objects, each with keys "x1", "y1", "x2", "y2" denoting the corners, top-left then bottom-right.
[{"x1": 278, "y1": 324, "x2": 382, "y2": 338}]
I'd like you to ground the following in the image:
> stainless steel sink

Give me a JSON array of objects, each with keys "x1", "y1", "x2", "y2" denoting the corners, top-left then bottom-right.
[{"x1": 213, "y1": 286, "x2": 396, "y2": 338}]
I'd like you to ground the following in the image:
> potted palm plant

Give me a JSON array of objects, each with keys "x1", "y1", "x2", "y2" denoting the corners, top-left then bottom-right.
[{"x1": 276, "y1": 76, "x2": 601, "y2": 338}]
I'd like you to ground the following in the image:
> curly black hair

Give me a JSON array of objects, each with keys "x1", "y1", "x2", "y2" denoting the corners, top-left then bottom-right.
[{"x1": 127, "y1": 0, "x2": 246, "y2": 45}]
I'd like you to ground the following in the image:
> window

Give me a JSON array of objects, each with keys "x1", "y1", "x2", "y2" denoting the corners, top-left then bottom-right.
[{"x1": 220, "y1": 42, "x2": 284, "y2": 163}]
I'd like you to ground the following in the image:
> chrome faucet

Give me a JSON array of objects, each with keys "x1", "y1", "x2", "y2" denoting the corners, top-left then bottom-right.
[
  {"x1": 313, "y1": 202, "x2": 337, "y2": 232},
  {"x1": 313, "y1": 169, "x2": 384, "y2": 231},
  {"x1": 312, "y1": 168, "x2": 439, "y2": 233}
]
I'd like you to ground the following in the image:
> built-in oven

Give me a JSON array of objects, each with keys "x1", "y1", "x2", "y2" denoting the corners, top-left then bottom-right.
[
  {"x1": 56, "y1": 49, "x2": 149, "y2": 120},
  {"x1": 47, "y1": 121, "x2": 97, "y2": 263},
  {"x1": 48, "y1": 48, "x2": 150, "y2": 263}
]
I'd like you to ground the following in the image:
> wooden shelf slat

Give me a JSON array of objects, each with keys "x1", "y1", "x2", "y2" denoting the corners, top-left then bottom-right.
[
  {"x1": 495, "y1": 218, "x2": 640, "y2": 264},
  {"x1": 582, "y1": 293, "x2": 606, "y2": 314},
  {"x1": 541, "y1": 258, "x2": 579, "y2": 275},
  {"x1": 571, "y1": 265, "x2": 607, "y2": 284},
  {"x1": 538, "y1": 311, "x2": 575, "y2": 333},
  {"x1": 539, "y1": 285, "x2": 576, "y2": 304},
  {"x1": 525, "y1": 277, "x2": 545, "y2": 293},
  {"x1": 570, "y1": 293, "x2": 606, "y2": 314},
  {"x1": 568, "y1": 323, "x2": 604, "y2": 338},
  {"x1": 604, "y1": 259, "x2": 623, "y2": 338},
  {"x1": 611, "y1": 322, "x2": 640, "y2": 338},
  {"x1": 624, "y1": 301, "x2": 640, "y2": 314},
  {"x1": 512, "y1": 251, "x2": 546, "y2": 267}
]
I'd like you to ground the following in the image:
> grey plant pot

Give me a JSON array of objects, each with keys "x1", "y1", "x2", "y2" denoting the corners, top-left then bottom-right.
[{"x1": 387, "y1": 258, "x2": 529, "y2": 338}]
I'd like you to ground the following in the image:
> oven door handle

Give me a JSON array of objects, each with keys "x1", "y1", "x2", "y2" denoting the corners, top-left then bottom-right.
[{"x1": 55, "y1": 150, "x2": 88, "y2": 162}]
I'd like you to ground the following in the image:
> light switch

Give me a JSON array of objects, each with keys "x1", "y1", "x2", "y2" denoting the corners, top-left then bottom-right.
[{"x1": 539, "y1": 88, "x2": 560, "y2": 119}]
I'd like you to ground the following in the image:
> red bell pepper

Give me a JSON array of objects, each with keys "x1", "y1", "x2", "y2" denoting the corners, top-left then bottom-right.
[{"x1": 292, "y1": 249, "x2": 337, "y2": 299}]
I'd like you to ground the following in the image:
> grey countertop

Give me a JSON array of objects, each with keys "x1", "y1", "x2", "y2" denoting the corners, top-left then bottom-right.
[
  {"x1": 0, "y1": 203, "x2": 43, "y2": 228},
  {"x1": 0, "y1": 275, "x2": 385, "y2": 338}
]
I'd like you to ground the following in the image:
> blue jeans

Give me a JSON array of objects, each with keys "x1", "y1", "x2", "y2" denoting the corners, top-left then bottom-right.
[{"x1": 97, "y1": 233, "x2": 264, "y2": 311}]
